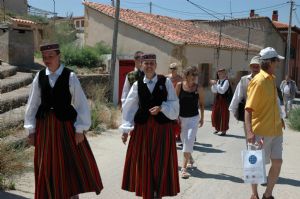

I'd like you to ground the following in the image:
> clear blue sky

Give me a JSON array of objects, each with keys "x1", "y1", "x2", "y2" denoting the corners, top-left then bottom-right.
[{"x1": 28, "y1": 0, "x2": 300, "y2": 26}]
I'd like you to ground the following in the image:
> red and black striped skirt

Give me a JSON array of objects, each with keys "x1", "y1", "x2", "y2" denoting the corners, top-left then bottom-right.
[
  {"x1": 211, "y1": 96, "x2": 230, "y2": 132},
  {"x1": 122, "y1": 116, "x2": 180, "y2": 199},
  {"x1": 34, "y1": 112, "x2": 103, "y2": 199}
]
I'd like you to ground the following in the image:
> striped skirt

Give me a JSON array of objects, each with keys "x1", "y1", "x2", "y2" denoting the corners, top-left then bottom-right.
[
  {"x1": 122, "y1": 116, "x2": 180, "y2": 199},
  {"x1": 211, "y1": 96, "x2": 230, "y2": 132},
  {"x1": 34, "y1": 112, "x2": 103, "y2": 199}
]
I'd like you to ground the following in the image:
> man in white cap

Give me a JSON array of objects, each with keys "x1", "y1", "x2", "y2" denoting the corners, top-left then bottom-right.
[
  {"x1": 229, "y1": 56, "x2": 261, "y2": 141},
  {"x1": 165, "y1": 62, "x2": 183, "y2": 88},
  {"x1": 245, "y1": 47, "x2": 285, "y2": 199}
]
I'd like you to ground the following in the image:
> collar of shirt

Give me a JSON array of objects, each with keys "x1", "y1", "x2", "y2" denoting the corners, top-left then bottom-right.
[
  {"x1": 143, "y1": 74, "x2": 157, "y2": 84},
  {"x1": 247, "y1": 74, "x2": 252, "y2": 80},
  {"x1": 260, "y1": 69, "x2": 275, "y2": 80},
  {"x1": 45, "y1": 64, "x2": 65, "y2": 76}
]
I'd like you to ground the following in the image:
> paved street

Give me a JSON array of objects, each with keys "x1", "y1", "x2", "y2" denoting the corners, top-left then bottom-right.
[{"x1": 1, "y1": 110, "x2": 300, "y2": 199}]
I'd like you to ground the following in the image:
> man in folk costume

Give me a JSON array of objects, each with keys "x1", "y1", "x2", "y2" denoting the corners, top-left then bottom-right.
[
  {"x1": 210, "y1": 67, "x2": 232, "y2": 136},
  {"x1": 120, "y1": 54, "x2": 180, "y2": 199},
  {"x1": 24, "y1": 44, "x2": 103, "y2": 199},
  {"x1": 121, "y1": 51, "x2": 144, "y2": 108}
]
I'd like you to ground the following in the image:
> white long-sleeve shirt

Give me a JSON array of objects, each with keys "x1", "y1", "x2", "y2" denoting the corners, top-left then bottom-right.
[
  {"x1": 211, "y1": 79, "x2": 229, "y2": 94},
  {"x1": 121, "y1": 68, "x2": 142, "y2": 108},
  {"x1": 229, "y1": 74, "x2": 251, "y2": 114},
  {"x1": 119, "y1": 75, "x2": 179, "y2": 133},
  {"x1": 24, "y1": 64, "x2": 91, "y2": 134},
  {"x1": 229, "y1": 74, "x2": 283, "y2": 119}
]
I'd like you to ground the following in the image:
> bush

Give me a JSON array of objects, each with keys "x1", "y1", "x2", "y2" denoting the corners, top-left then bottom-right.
[
  {"x1": 0, "y1": 141, "x2": 28, "y2": 190},
  {"x1": 61, "y1": 42, "x2": 111, "y2": 68},
  {"x1": 288, "y1": 107, "x2": 300, "y2": 131},
  {"x1": 87, "y1": 84, "x2": 120, "y2": 134}
]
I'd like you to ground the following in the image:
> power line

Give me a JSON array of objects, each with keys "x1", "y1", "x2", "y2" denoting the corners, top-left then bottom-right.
[
  {"x1": 185, "y1": 0, "x2": 288, "y2": 34},
  {"x1": 294, "y1": 10, "x2": 300, "y2": 24}
]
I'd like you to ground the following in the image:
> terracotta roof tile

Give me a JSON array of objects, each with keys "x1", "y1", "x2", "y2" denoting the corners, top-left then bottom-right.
[
  {"x1": 272, "y1": 21, "x2": 289, "y2": 29},
  {"x1": 10, "y1": 18, "x2": 36, "y2": 25},
  {"x1": 84, "y1": 1, "x2": 260, "y2": 51}
]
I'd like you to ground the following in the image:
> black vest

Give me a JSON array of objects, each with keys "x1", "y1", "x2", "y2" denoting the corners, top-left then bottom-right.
[
  {"x1": 35, "y1": 67, "x2": 77, "y2": 122},
  {"x1": 134, "y1": 75, "x2": 173, "y2": 124}
]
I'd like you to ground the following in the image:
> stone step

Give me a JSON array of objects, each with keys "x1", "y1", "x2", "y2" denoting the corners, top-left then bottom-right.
[
  {"x1": 0, "y1": 85, "x2": 31, "y2": 114},
  {"x1": 0, "y1": 106, "x2": 26, "y2": 132},
  {"x1": 0, "y1": 64, "x2": 17, "y2": 79},
  {"x1": 0, "y1": 72, "x2": 33, "y2": 94}
]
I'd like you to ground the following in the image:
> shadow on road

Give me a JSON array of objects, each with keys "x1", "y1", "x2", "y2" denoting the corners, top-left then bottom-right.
[
  {"x1": 218, "y1": 134, "x2": 245, "y2": 139},
  {"x1": 194, "y1": 142, "x2": 213, "y2": 147},
  {"x1": 178, "y1": 167, "x2": 243, "y2": 183},
  {"x1": 177, "y1": 142, "x2": 225, "y2": 153},
  {"x1": 278, "y1": 177, "x2": 300, "y2": 187},
  {"x1": 193, "y1": 145, "x2": 225, "y2": 153},
  {"x1": 0, "y1": 191, "x2": 29, "y2": 199}
]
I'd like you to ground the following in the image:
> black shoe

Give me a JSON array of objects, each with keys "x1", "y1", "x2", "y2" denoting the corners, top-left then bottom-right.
[
  {"x1": 219, "y1": 132, "x2": 227, "y2": 136},
  {"x1": 213, "y1": 131, "x2": 218, "y2": 134}
]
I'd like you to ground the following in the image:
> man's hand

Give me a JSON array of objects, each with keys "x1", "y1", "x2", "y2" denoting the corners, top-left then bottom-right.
[
  {"x1": 281, "y1": 119, "x2": 285, "y2": 130},
  {"x1": 121, "y1": 133, "x2": 128, "y2": 145},
  {"x1": 75, "y1": 133, "x2": 85, "y2": 145},
  {"x1": 247, "y1": 131, "x2": 255, "y2": 144},
  {"x1": 27, "y1": 134, "x2": 35, "y2": 146},
  {"x1": 149, "y1": 106, "x2": 161, "y2": 115},
  {"x1": 199, "y1": 118, "x2": 204, "y2": 127}
]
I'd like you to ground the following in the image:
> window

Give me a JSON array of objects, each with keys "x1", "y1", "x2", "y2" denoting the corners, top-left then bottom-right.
[
  {"x1": 81, "y1": 20, "x2": 84, "y2": 27},
  {"x1": 76, "y1": 21, "x2": 80, "y2": 28}
]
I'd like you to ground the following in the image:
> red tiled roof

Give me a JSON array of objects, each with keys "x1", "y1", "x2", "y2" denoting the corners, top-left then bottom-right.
[
  {"x1": 10, "y1": 18, "x2": 37, "y2": 25},
  {"x1": 83, "y1": 2, "x2": 260, "y2": 52},
  {"x1": 272, "y1": 21, "x2": 289, "y2": 29},
  {"x1": 272, "y1": 20, "x2": 300, "y2": 33}
]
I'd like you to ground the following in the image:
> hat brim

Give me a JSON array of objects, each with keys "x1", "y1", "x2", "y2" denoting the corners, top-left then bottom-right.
[{"x1": 277, "y1": 55, "x2": 285, "y2": 60}]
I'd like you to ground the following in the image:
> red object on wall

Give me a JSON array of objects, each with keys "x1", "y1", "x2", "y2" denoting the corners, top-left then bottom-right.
[{"x1": 119, "y1": 60, "x2": 135, "y2": 104}]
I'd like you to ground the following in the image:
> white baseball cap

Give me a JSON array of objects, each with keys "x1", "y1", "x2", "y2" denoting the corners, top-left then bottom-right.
[
  {"x1": 259, "y1": 47, "x2": 284, "y2": 60},
  {"x1": 249, "y1": 55, "x2": 260, "y2": 66}
]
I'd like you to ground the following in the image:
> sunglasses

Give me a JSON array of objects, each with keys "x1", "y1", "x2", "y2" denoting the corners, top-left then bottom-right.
[{"x1": 170, "y1": 68, "x2": 177, "y2": 70}]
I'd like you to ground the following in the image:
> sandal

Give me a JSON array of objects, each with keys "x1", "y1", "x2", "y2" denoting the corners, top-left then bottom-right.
[
  {"x1": 262, "y1": 194, "x2": 274, "y2": 199},
  {"x1": 187, "y1": 157, "x2": 195, "y2": 168},
  {"x1": 250, "y1": 194, "x2": 259, "y2": 199},
  {"x1": 180, "y1": 168, "x2": 190, "y2": 179}
]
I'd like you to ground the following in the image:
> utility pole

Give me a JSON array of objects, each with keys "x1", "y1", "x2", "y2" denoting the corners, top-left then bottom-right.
[
  {"x1": 150, "y1": 1, "x2": 152, "y2": 14},
  {"x1": 52, "y1": 0, "x2": 56, "y2": 24},
  {"x1": 286, "y1": 0, "x2": 294, "y2": 76},
  {"x1": 111, "y1": 0, "x2": 115, "y2": 7},
  {"x1": 2, "y1": 0, "x2": 5, "y2": 22},
  {"x1": 110, "y1": 0, "x2": 120, "y2": 102}
]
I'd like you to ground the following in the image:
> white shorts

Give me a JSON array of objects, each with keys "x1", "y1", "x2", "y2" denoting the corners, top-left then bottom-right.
[{"x1": 180, "y1": 115, "x2": 200, "y2": 153}]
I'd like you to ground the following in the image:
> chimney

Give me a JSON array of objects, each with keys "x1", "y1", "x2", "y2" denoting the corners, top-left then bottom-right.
[
  {"x1": 272, "y1": 10, "x2": 278, "y2": 21},
  {"x1": 250, "y1": 9, "x2": 255, "y2": 18}
]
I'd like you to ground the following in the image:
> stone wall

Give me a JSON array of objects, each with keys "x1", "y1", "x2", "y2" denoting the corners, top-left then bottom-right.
[{"x1": 0, "y1": 27, "x2": 34, "y2": 67}]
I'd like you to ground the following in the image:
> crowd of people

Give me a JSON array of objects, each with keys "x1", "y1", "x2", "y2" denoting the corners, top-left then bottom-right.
[{"x1": 23, "y1": 45, "x2": 299, "y2": 199}]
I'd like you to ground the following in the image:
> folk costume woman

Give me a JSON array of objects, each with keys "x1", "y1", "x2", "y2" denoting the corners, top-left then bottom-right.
[
  {"x1": 120, "y1": 54, "x2": 180, "y2": 199},
  {"x1": 24, "y1": 44, "x2": 103, "y2": 199},
  {"x1": 210, "y1": 67, "x2": 232, "y2": 136}
]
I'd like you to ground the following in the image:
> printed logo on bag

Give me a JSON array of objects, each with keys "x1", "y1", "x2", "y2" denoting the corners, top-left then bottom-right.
[{"x1": 248, "y1": 155, "x2": 257, "y2": 164}]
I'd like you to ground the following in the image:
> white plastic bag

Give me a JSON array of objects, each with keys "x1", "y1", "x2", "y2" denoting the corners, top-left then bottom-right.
[{"x1": 241, "y1": 144, "x2": 267, "y2": 184}]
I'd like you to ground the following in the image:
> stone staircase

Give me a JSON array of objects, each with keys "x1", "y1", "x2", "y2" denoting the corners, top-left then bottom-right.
[{"x1": 0, "y1": 63, "x2": 34, "y2": 132}]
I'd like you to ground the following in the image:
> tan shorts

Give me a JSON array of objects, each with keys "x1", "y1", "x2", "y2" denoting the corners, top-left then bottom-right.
[{"x1": 255, "y1": 135, "x2": 283, "y2": 164}]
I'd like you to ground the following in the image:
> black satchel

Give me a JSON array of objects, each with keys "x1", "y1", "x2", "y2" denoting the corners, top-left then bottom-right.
[{"x1": 237, "y1": 99, "x2": 246, "y2": 121}]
